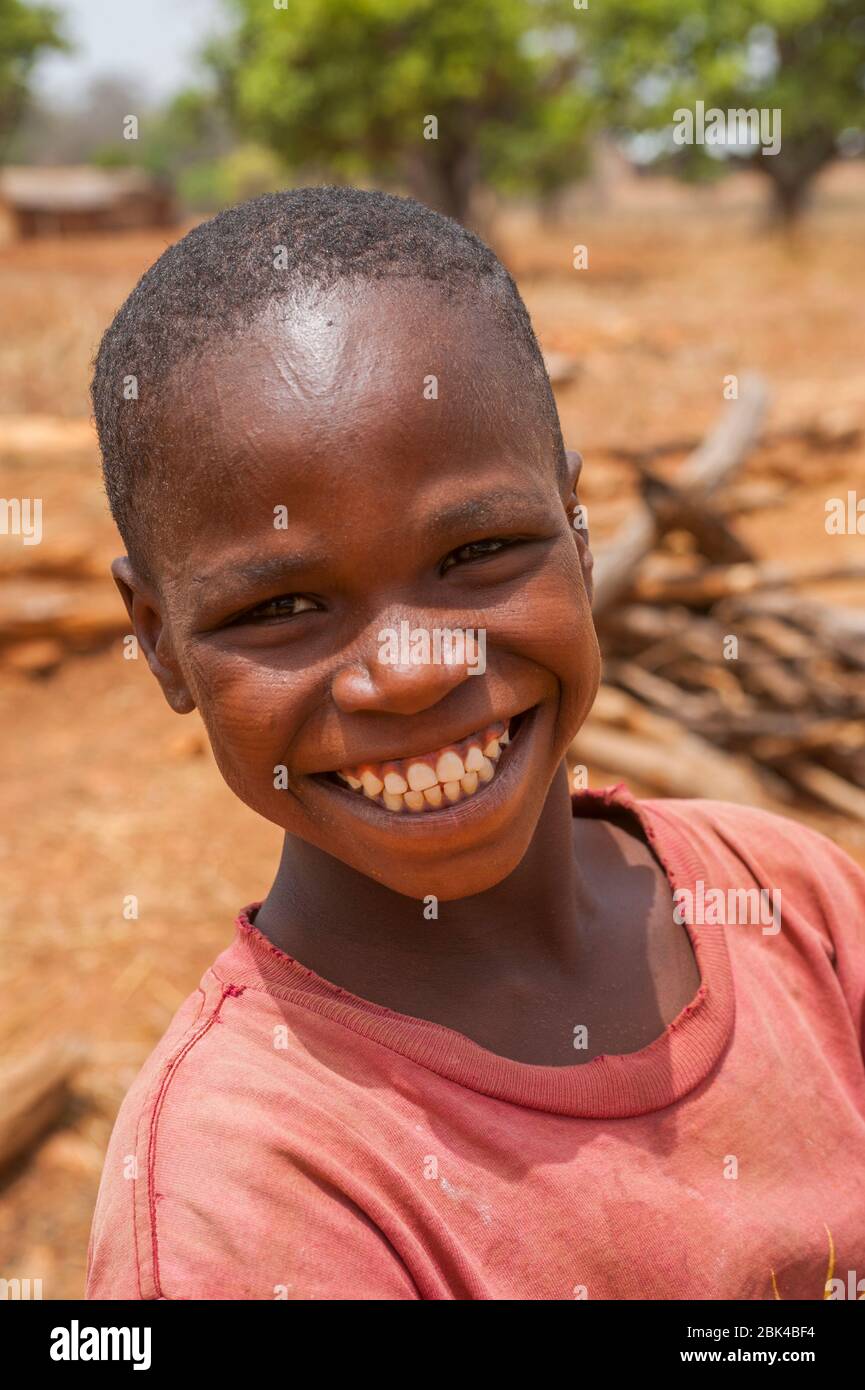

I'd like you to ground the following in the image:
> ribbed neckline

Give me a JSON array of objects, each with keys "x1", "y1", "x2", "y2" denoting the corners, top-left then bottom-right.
[{"x1": 217, "y1": 784, "x2": 734, "y2": 1119}]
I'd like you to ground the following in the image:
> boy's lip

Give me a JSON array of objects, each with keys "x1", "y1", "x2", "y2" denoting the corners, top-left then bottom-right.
[
  {"x1": 310, "y1": 707, "x2": 534, "y2": 780},
  {"x1": 303, "y1": 703, "x2": 542, "y2": 830}
]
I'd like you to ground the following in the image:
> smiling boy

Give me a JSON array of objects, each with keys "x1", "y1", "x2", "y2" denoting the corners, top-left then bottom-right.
[{"x1": 86, "y1": 187, "x2": 865, "y2": 1301}]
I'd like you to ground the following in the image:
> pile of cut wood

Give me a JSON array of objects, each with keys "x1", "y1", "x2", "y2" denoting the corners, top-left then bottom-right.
[{"x1": 574, "y1": 376, "x2": 865, "y2": 820}]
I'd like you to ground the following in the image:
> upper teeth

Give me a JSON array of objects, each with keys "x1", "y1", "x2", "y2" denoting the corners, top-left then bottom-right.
[{"x1": 335, "y1": 720, "x2": 513, "y2": 812}]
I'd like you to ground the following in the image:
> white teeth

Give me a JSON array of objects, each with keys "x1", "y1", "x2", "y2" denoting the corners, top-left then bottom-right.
[
  {"x1": 407, "y1": 761, "x2": 437, "y2": 792},
  {"x1": 436, "y1": 750, "x2": 465, "y2": 783},
  {"x1": 361, "y1": 770, "x2": 384, "y2": 797},
  {"x1": 334, "y1": 717, "x2": 518, "y2": 813},
  {"x1": 463, "y1": 745, "x2": 485, "y2": 773}
]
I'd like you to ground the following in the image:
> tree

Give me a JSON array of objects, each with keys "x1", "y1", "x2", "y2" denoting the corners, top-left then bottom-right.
[
  {"x1": 209, "y1": 0, "x2": 593, "y2": 225},
  {"x1": 583, "y1": 0, "x2": 865, "y2": 224},
  {"x1": 0, "y1": 0, "x2": 67, "y2": 158}
]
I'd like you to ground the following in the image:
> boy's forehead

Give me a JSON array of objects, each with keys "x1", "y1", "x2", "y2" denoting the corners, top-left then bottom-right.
[
  {"x1": 166, "y1": 280, "x2": 551, "y2": 497},
  {"x1": 150, "y1": 280, "x2": 560, "y2": 591}
]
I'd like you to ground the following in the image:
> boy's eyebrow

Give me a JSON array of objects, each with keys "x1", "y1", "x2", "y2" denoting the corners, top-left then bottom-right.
[
  {"x1": 425, "y1": 490, "x2": 549, "y2": 538},
  {"x1": 190, "y1": 552, "x2": 330, "y2": 591},
  {"x1": 189, "y1": 491, "x2": 547, "y2": 592}
]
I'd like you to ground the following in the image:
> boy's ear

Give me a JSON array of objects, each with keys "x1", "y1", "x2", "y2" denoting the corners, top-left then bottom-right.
[
  {"x1": 562, "y1": 449, "x2": 593, "y2": 605},
  {"x1": 111, "y1": 556, "x2": 196, "y2": 714},
  {"x1": 563, "y1": 448, "x2": 583, "y2": 496}
]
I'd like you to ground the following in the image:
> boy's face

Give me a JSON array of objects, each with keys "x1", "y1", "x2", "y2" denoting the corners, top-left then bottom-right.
[{"x1": 116, "y1": 281, "x2": 599, "y2": 901}]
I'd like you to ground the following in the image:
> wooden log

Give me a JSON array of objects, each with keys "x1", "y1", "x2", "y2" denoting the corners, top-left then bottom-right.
[
  {"x1": 821, "y1": 747, "x2": 865, "y2": 790},
  {"x1": 700, "y1": 715, "x2": 864, "y2": 760},
  {"x1": 0, "y1": 582, "x2": 127, "y2": 649},
  {"x1": 636, "y1": 471, "x2": 754, "y2": 564},
  {"x1": 738, "y1": 659, "x2": 812, "y2": 709},
  {"x1": 633, "y1": 559, "x2": 865, "y2": 611},
  {"x1": 603, "y1": 659, "x2": 720, "y2": 723},
  {"x1": 634, "y1": 562, "x2": 783, "y2": 608},
  {"x1": 733, "y1": 614, "x2": 815, "y2": 661},
  {"x1": 717, "y1": 479, "x2": 782, "y2": 514},
  {"x1": 607, "y1": 602, "x2": 744, "y2": 656},
  {"x1": 2, "y1": 639, "x2": 65, "y2": 675},
  {"x1": 773, "y1": 562, "x2": 865, "y2": 590},
  {"x1": 717, "y1": 591, "x2": 865, "y2": 632},
  {"x1": 782, "y1": 762, "x2": 865, "y2": 823},
  {"x1": 577, "y1": 684, "x2": 779, "y2": 803},
  {"x1": 714, "y1": 594, "x2": 865, "y2": 671},
  {"x1": 0, "y1": 1039, "x2": 85, "y2": 1172},
  {"x1": 572, "y1": 720, "x2": 778, "y2": 805},
  {"x1": 655, "y1": 659, "x2": 754, "y2": 711},
  {"x1": 592, "y1": 374, "x2": 768, "y2": 619}
]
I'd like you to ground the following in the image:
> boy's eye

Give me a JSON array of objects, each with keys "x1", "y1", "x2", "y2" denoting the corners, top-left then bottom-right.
[
  {"x1": 441, "y1": 538, "x2": 513, "y2": 574},
  {"x1": 235, "y1": 594, "x2": 320, "y2": 624}
]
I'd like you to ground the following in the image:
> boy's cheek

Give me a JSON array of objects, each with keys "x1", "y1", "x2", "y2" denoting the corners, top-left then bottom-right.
[
  {"x1": 199, "y1": 722, "x2": 303, "y2": 834},
  {"x1": 179, "y1": 564, "x2": 598, "y2": 809},
  {"x1": 200, "y1": 710, "x2": 282, "y2": 797},
  {"x1": 517, "y1": 568, "x2": 598, "y2": 689},
  {"x1": 182, "y1": 661, "x2": 295, "y2": 791}
]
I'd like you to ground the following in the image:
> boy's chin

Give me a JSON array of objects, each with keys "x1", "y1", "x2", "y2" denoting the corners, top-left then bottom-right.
[
  {"x1": 326, "y1": 821, "x2": 543, "y2": 903},
  {"x1": 280, "y1": 700, "x2": 566, "y2": 898}
]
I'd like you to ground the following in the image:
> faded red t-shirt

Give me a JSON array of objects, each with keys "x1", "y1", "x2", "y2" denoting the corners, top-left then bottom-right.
[{"x1": 86, "y1": 788, "x2": 865, "y2": 1300}]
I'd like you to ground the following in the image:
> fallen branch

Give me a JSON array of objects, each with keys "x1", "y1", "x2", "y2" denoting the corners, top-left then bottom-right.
[
  {"x1": 592, "y1": 374, "x2": 768, "y2": 619},
  {"x1": 0, "y1": 1039, "x2": 86, "y2": 1173}
]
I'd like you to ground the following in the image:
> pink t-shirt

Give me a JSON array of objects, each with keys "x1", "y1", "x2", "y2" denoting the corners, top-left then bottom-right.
[{"x1": 86, "y1": 787, "x2": 865, "y2": 1300}]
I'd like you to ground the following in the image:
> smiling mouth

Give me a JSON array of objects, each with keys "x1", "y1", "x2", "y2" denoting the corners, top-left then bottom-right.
[{"x1": 317, "y1": 710, "x2": 532, "y2": 814}]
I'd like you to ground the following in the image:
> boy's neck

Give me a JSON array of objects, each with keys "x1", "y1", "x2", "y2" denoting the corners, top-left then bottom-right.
[{"x1": 254, "y1": 762, "x2": 589, "y2": 996}]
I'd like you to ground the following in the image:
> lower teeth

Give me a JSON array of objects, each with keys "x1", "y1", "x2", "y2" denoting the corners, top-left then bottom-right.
[
  {"x1": 355, "y1": 763, "x2": 496, "y2": 813},
  {"x1": 331, "y1": 716, "x2": 525, "y2": 814}
]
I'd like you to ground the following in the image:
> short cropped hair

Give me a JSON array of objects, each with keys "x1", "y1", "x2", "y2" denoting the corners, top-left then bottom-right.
[{"x1": 91, "y1": 186, "x2": 565, "y2": 581}]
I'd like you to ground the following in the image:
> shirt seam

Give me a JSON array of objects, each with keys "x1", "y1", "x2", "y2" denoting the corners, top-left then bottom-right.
[
  {"x1": 208, "y1": 959, "x2": 722, "y2": 1119},
  {"x1": 138, "y1": 981, "x2": 246, "y2": 1299}
]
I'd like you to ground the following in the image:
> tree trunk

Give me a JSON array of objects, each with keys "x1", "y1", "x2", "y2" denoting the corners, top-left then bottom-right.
[
  {"x1": 753, "y1": 132, "x2": 836, "y2": 228},
  {"x1": 404, "y1": 140, "x2": 480, "y2": 227},
  {"x1": 766, "y1": 172, "x2": 813, "y2": 227}
]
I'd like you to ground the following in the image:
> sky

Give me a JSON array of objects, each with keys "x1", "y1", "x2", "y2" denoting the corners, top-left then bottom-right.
[{"x1": 32, "y1": 0, "x2": 229, "y2": 105}]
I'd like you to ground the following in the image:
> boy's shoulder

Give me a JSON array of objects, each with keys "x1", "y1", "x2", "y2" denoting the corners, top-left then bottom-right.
[
  {"x1": 85, "y1": 956, "x2": 418, "y2": 1300},
  {"x1": 642, "y1": 792, "x2": 863, "y2": 889},
  {"x1": 636, "y1": 792, "x2": 865, "y2": 959},
  {"x1": 85, "y1": 972, "x2": 237, "y2": 1298}
]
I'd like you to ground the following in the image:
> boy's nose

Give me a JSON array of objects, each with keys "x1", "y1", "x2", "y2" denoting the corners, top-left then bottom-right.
[{"x1": 330, "y1": 619, "x2": 483, "y2": 717}]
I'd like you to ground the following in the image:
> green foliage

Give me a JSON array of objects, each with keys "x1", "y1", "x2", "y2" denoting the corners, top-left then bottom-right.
[
  {"x1": 0, "y1": 0, "x2": 67, "y2": 150},
  {"x1": 583, "y1": 0, "x2": 865, "y2": 218},
  {"x1": 177, "y1": 143, "x2": 291, "y2": 211},
  {"x1": 91, "y1": 87, "x2": 236, "y2": 186},
  {"x1": 212, "y1": 0, "x2": 594, "y2": 221}
]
